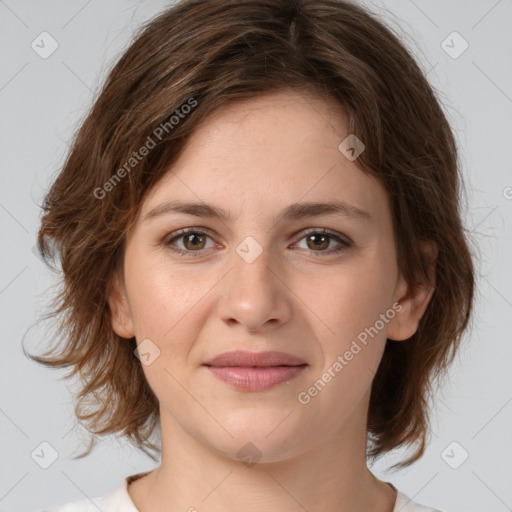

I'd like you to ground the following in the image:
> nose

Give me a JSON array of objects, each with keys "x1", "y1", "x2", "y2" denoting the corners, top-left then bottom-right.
[{"x1": 217, "y1": 243, "x2": 293, "y2": 333}]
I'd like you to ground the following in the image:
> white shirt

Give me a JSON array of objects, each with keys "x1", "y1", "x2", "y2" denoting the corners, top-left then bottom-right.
[{"x1": 42, "y1": 473, "x2": 442, "y2": 511}]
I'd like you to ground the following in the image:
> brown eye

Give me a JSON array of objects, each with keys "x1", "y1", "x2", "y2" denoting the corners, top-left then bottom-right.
[
  {"x1": 294, "y1": 229, "x2": 352, "y2": 256},
  {"x1": 305, "y1": 233, "x2": 330, "y2": 251},
  {"x1": 164, "y1": 228, "x2": 217, "y2": 257},
  {"x1": 182, "y1": 232, "x2": 207, "y2": 250}
]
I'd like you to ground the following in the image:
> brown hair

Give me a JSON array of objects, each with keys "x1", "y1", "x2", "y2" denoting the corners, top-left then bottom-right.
[{"x1": 25, "y1": 0, "x2": 475, "y2": 470}]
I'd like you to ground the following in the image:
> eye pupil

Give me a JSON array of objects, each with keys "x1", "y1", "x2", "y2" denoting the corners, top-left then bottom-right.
[
  {"x1": 184, "y1": 233, "x2": 206, "y2": 250},
  {"x1": 307, "y1": 234, "x2": 329, "y2": 250}
]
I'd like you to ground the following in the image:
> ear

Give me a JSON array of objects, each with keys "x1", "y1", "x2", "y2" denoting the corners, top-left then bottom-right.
[
  {"x1": 107, "y1": 269, "x2": 135, "y2": 339},
  {"x1": 387, "y1": 240, "x2": 438, "y2": 342}
]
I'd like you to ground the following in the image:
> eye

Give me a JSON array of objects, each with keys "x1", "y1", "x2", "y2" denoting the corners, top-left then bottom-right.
[
  {"x1": 293, "y1": 228, "x2": 352, "y2": 256},
  {"x1": 164, "y1": 228, "x2": 217, "y2": 257},
  {"x1": 163, "y1": 227, "x2": 352, "y2": 258}
]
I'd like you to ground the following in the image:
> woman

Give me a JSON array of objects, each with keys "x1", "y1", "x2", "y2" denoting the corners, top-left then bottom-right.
[{"x1": 28, "y1": 1, "x2": 475, "y2": 511}]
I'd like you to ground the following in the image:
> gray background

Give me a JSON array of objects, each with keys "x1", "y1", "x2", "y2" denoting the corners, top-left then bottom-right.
[{"x1": 1, "y1": 1, "x2": 511, "y2": 511}]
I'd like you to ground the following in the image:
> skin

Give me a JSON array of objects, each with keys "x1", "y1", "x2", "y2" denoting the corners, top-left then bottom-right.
[{"x1": 108, "y1": 89, "x2": 437, "y2": 512}]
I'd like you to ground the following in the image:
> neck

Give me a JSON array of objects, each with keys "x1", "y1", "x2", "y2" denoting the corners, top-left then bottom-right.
[{"x1": 128, "y1": 405, "x2": 397, "y2": 512}]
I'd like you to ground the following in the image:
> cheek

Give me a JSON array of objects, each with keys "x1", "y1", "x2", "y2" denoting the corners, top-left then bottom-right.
[
  {"x1": 306, "y1": 263, "x2": 393, "y2": 341},
  {"x1": 301, "y1": 268, "x2": 393, "y2": 412},
  {"x1": 124, "y1": 261, "x2": 223, "y2": 401},
  {"x1": 125, "y1": 251, "x2": 212, "y2": 338},
  {"x1": 301, "y1": 264, "x2": 395, "y2": 398},
  {"x1": 125, "y1": 264, "x2": 213, "y2": 401}
]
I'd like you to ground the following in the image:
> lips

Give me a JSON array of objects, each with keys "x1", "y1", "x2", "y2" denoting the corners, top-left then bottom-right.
[
  {"x1": 202, "y1": 350, "x2": 307, "y2": 368},
  {"x1": 202, "y1": 350, "x2": 307, "y2": 391}
]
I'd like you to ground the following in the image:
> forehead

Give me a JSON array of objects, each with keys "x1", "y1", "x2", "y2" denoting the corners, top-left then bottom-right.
[{"x1": 141, "y1": 90, "x2": 389, "y2": 225}]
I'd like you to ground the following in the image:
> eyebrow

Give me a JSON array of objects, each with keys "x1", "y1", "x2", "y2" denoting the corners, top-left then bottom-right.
[{"x1": 142, "y1": 199, "x2": 372, "y2": 223}]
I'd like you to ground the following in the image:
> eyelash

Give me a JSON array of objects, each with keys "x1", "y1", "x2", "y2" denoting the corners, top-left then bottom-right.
[{"x1": 163, "y1": 227, "x2": 352, "y2": 258}]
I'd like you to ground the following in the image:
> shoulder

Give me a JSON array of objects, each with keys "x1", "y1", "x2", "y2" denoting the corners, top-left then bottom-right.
[
  {"x1": 394, "y1": 489, "x2": 444, "y2": 512},
  {"x1": 42, "y1": 479, "x2": 137, "y2": 512}
]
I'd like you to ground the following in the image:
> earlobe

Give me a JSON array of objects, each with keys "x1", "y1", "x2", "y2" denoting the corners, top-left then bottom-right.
[
  {"x1": 107, "y1": 271, "x2": 135, "y2": 339},
  {"x1": 387, "y1": 240, "x2": 438, "y2": 342}
]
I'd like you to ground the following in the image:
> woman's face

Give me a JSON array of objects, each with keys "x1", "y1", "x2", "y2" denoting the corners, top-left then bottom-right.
[{"x1": 109, "y1": 90, "x2": 433, "y2": 463}]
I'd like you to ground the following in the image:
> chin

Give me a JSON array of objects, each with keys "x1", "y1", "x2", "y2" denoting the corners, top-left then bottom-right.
[{"x1": 203, "y1": 415, "x2": 308, "y2": 465}]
